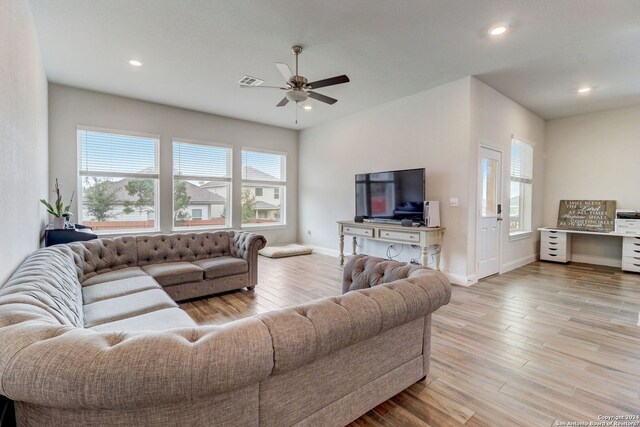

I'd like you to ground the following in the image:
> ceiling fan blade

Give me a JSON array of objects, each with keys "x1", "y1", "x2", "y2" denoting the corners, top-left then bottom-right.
[
  {"x1": 275, "y1": 62, "x2": 294, "y2": 84},
  {"x1": 306, "y1": 75, "x2": 350, "y2": 90},
  {"x1": 308, "y1": 91, "x2": 338, "y2": 105},
  {"x1": 240, "y1": 85, "x2": 288, "y2": 89},
  {"x1": 276, "y1": 97, "x2": 289, "y2": 107}
]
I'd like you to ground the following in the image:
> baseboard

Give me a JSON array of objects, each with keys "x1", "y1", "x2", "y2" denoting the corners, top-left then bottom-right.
[
  {"x1": 444, "y1": 272, "x2": 476, "y2": 287},
  {"x1": 305, "y1": 244, "x2": 341, "y2": 258},
  {"x1": 501, "y1": 254, "x2": 536, "y2": 274},
  {"x1": 569, "y1": 254, "x2": 622, "y2": 268}
]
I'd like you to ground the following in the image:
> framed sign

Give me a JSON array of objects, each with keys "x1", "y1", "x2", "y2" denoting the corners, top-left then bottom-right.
[{"x1": 557, "y1": 200, "x2": 616, "y2": 232}]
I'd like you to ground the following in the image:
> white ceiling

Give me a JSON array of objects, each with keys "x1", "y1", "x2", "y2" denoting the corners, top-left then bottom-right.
[{"x1": 28, "y1": 0, "x2": 640, "y2": 130}]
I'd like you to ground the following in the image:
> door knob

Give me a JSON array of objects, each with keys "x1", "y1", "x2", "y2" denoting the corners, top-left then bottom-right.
[{"x1": 497, "y1": 217, "x2": 503, "y2": 221}]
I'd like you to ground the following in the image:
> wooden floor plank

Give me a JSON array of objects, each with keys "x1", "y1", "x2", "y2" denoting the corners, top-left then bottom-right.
[{"x1": 179, "y1": 255, "x2": 640, "y2": 426}]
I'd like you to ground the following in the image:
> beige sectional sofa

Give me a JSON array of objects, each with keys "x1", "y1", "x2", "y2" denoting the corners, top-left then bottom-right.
[
  {"x1": 69, "y1": 231, "x2": 266, "y2": 302},
  {"x1": 0, "y1": 244, "x2": 451, "y2": 426}
]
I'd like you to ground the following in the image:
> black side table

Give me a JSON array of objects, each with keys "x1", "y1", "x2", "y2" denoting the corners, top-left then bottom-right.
[{"x1": 44, "y1": 226, "x2": 98, "y2": 247}]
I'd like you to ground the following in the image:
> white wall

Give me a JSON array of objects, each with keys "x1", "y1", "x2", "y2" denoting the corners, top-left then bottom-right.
[
  {"x1": 48, "y1": 84, "x2": 298, "y2": 245},
  {"x1": 299, "y1": 78, "x2": 472, "y2": 283},
  {"x1": 298, "y1": 77, "x2": 546, "y2": 284},
  {"x1": 544, "y1": 106, "x2": 640, "y2": 267},
  {"x1": 0, "y1": 0, "x2": 49, "y2": 283},
  {"x1": 469, "y1": 78, "x2": 546, "y2": 275}
]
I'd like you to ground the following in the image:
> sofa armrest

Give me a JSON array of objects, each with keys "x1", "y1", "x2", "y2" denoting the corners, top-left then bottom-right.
[
  {"x1": 0, "y1": 317, "x2": 274, "y2": 409},
  {"x1": 258, "y1": 270, "x2": 451, "y2": 375},
  {"x1": 231, "y1": 232, "x2": 267, "y2": 286}
]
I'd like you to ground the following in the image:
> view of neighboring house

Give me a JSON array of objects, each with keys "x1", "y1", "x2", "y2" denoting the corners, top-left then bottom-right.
[{"x1": 81, "y1": 165, "x2": 281, "y2": 230}]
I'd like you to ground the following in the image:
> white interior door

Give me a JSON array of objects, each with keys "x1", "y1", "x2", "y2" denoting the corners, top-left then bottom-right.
[{"x1": 477, "y1": 146, "x2": 502, "y2": 279}]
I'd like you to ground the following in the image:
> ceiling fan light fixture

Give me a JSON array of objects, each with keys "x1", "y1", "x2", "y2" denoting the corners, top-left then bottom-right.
[
  {"x1": 286, "y1": 89, "x2": 308, "y2": 103},
  {"x1": 303, "y1": 104, "x2": 312, "y2": 110},
  {"x1": 489, "y1": 25, "x2": 508, "y2": 36}
]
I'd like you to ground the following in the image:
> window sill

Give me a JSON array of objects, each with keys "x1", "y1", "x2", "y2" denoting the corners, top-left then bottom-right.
[
  {"x1": 509, "y1": 231, "x2": 532, "y2": 241},
  {"x1": 172, "y1": 225, "x2": 231, "y2": 233},
  {"x1": 241, "y1": 223, "x2": 288, "y2": 231},
  {"x1": 94, "y1": 229, "x2": 160, "y2": 238}
]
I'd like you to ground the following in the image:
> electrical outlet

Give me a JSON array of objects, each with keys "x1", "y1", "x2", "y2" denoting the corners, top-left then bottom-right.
[{"x1": 450, "y1": 198, "x2": 459, "y2": 207}]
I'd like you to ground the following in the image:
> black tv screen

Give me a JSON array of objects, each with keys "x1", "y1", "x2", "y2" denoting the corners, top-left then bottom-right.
[{"x1": 355, "y1": 168, "x2": 425, "y2": 221}]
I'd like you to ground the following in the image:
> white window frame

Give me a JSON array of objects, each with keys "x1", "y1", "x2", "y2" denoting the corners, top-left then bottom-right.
[
  {"x1": 509, "y1": 136, "x2": 535, "y2": 240},
  {"x1": 77, "y1": 126, "x2": 160, "y2": 234},
  {"x1": 241, "y1": 147, "x2": 287, "y2": 228},
  {"x1": 172, "y1": 138, "x2": 232, "y2": 231}
]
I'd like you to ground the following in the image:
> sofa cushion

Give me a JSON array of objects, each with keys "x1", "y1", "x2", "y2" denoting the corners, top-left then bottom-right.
[
  {"x1": 192, "y1": 256, "x2": 249, "y2": 280},
  {"x1": 89, "y1": 308, "x2": 197, "y2": 333},
  {"x1": 83, "y1": 289, "x2": 177, "y2": 327},
  {"x1": 81, "y1": 267, "x2": 148, "y2": 286},
  {"x1": 82, "y1": 276, "x2": 160, "y2": 305},
  {"x1": 141, "y1": 262, "x2": 204, "y2": 287}
]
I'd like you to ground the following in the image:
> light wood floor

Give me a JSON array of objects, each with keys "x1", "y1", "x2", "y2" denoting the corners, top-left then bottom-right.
[{"x1": 180, "y1": 254, "x2": 640, "y2": 426}]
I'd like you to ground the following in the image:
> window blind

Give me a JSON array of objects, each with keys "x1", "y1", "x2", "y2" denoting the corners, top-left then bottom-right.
[
  {"x1": 242, "y1": 150, "x2": 285, "y2": 183},
  {"x1": 79, "y1": 129, "x2": 158, "y2": 177},
  {"x1": 510, "y1": 138, "x2": 534, "y2": 184},
  {"x1": 173, "y1": 141, "x2": 231, "y2": 181}
]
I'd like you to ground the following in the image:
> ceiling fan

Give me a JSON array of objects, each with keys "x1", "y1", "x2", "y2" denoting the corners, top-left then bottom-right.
[{"x1": 241, "y1": 45, "x2": 350, "y2": 120}]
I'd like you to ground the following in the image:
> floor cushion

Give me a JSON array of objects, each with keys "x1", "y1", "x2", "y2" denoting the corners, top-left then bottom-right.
[
  {"x1": 83, "y1": 289, "x2": 177, "y2": 327},
  {"x1": 90, "y1": 308, "x2": 196, "y2": 333},
  {"x1": 192, "y1": 256, "x2": 249, "y2": 280},
  {"x1": 141, "y1": 262, "x2": 204, "y2": 287},
  {"x1": 82, "y1": 276, "x2": 161, "y2": 304},
  {"x1": 82, "y1": 267, "x2": 148, "y2": 286},
  {"x1": 259, "y1": 244, "x2": 313, "y2": 258}
]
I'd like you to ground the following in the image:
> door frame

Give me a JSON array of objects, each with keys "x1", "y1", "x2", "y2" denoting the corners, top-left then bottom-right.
[{"x1": 476, "y1": 144, "x2": 504, "y2": 278}]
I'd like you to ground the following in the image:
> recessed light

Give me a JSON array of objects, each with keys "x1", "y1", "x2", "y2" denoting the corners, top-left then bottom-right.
[
  {"x1": 489, "y1": 25, "x2": 507, "y2": 36},
  {"x1": 577, "y1": 87, "x2": 592, "y2": 94},
  {"x1": 303, "y1": 105, "x2": 312, "y2": 110},
  {"x1": 129, "y1": 60, "x2": 143, "y2": 67}
]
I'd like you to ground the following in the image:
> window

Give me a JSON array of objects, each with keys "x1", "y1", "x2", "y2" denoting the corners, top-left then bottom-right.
[
  {"x1": 191, "y1": 208, "x2": 203, "y2": 221},
  {"x1": 241, "y1": 149, "x2": 286, "y2": 226},
  {"x1": 173, "y1": 140, "x2": 231, "y2": 229},
  {"x1": 78, "y1": 128, "x2": 159, "y2": 233},
  {"x1": 509, "y1": 138, "x2": 534, "y2": 235}
]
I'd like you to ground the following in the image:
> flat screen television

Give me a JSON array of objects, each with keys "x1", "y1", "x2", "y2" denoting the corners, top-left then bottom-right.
[{"x1": 355, "y1": 168, "x2": 425, "y2": 222}]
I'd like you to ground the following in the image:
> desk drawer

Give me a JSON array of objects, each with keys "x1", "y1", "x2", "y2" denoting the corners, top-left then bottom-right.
[
  {"x1": 541, "y1": 231, "x2": 568, "y2": 244},
  {"x1": 378, "y1": 229, "x2": 420, "y2": 243},
  {"x1": 540, "y1": 251, "x2": 568, "y2": 263},
  {"x1": 622, "y1": 260, "x2": 640, "y2": 273},
  {"x1": 343, "y1": 226, "x2": 373, "y2": 237},
  {"x1": 541, "y1": 241, "x2": 567, "y2": 251},
  {"x1": 623, "y1": 244, "x2": 640, "y2": 257}
]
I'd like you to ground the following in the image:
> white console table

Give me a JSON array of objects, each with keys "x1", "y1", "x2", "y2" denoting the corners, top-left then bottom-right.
[
  {"x1": 337, "y1": 221, "x2": 445, "y2": 270},
  {"x1": 538, "y1": 227, "x2": 640, "y2": 272}
]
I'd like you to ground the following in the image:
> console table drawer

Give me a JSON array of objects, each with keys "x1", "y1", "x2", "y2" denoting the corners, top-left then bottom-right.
[
  {"x1": 378, "y1": 229, "x2": 420, "y2": 243},
  {"x1": 343, "y1": 226, "x2": 373, "y2": 237}
]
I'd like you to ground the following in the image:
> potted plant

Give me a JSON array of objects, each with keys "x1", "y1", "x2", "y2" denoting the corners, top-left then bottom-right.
[{"x1": 40, "y1": 179, "x2": 74, "y2": 229}]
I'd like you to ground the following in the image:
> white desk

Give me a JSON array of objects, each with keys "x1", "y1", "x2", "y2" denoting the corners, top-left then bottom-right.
[
  {"x1": 538, "y1": 227, "x2": 640, "y2": 272},
  {"x1": 337, "y1": 221, "x2": 445, "y2": 270}
]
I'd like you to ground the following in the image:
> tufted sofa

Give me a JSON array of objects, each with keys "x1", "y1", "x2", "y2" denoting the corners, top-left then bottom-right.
[
  {"x1": 67, "y1": 230, "x2": 266, "y2": 302},
  {"x1": 0, "y1": 251, "x2": 450, "y2": 426}
]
